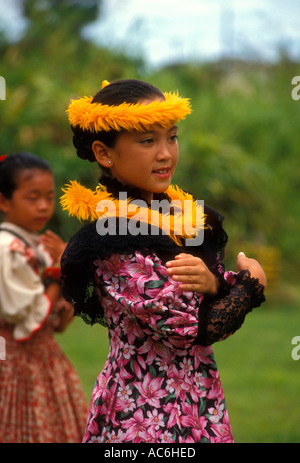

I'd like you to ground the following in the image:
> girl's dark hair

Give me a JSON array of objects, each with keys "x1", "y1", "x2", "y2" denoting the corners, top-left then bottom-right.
[
  {"x1": 0, "y1": 152, "x2": 52, "y2": 199},
  {"x1": 71, "y1": 79, "x2": 164, "y2": 168}
]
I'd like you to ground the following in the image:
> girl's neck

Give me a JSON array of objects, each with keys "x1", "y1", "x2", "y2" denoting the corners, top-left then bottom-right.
[{"x1": 99, "y1": 176, "x2": 169, "y2": 205}]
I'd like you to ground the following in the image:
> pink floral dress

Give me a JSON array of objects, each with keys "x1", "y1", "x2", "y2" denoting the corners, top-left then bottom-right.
[
  {"x1": 61, "y1": 177, "x2": 265, "y2": 444},
  {"x1": 82, "y1": 251, "x2": 233, "y2": 443}
]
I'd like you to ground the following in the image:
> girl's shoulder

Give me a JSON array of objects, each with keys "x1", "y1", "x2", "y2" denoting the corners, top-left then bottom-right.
[
  {"x1": 0, "y1": 224, "x2": 30, "y2": 252},
  {"x1": 63, "y1": 220, "x2": 179, "y2": 266},
  {"x1": 204, "y1": 204, "x2": 225, "y2": 225},
  {"x1": 0, "y1": 227, "x2": 25, "y2": 255},
  {"x1": 0, "y1": 224, "x2": 47, "y2": 268},
  {"x1": 202, "y1": 204, "x2": 228, "y2": 262}
]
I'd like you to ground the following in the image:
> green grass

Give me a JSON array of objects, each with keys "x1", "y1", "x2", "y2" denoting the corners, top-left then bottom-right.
[
  {"x1": 56, "y1": 319, "x2": 109, "y2": 401},
  {"x1": 56, "y1": 300, "x2": 300, "y2": 443},
  {"x1": 213, "y1": 302, "x2": 300, "y2": 443}
]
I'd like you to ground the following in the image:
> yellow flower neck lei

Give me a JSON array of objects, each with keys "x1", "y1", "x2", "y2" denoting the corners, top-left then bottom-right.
[{"x1": 61, "y1": 181, "x2": 205, "y2": 247}]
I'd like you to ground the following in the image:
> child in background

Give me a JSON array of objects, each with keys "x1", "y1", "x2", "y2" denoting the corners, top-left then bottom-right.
[
  {"x1": 0, "y1": 152, "x2": 88, "y2": 443},
  {"x1": 61, "y1": 79, "x2": 266, "y2": 443}
]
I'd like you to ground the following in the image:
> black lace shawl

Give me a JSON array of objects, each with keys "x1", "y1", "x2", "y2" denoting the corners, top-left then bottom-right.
[{"x1": 60, "y1": 177, "x2": 265, "y2": 345}]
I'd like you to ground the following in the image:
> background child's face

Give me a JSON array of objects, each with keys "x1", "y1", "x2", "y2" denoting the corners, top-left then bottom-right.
[{"x1": 0, "y1": 169, "x2": 55, "y2": 232}]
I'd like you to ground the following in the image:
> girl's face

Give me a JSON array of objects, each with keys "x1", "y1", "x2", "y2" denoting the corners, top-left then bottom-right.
[
  {"x1": 95, "y1": 123, "x2": 179, "y2": 203},
  {"x1": 0, "y1": 169, "x2": 55, "y2": 232}
]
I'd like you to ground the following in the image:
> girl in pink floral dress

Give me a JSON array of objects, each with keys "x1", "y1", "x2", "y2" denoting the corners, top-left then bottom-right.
[{"x1": 61, "y1": 79, "x2": 266, "y2": 443}]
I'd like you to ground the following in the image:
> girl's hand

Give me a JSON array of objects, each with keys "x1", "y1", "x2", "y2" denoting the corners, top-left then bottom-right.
[
  {"x1": 48, "y1": 295, "x2": 74, "y2": 332},
  {"x1": 52, "y1": 298, "x2": 74, "y2": 333},
  {"x1": 40, "y1": 230, "x2": 66, "y2": 264},
  {"x1": 236, "y1": 252, "x2": 267, "y2": 288},
  {"x1": 166, "y1": 253, "x2": 219, "y2": 295}
]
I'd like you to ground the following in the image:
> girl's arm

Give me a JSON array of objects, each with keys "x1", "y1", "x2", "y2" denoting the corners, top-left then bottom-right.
[
  {"x1": 166, "y1": 252, "x2": 267, "y2": 293},
  {"x1": 166, "y1": 251, "x2": 266, "y2": 346},
  {"x1": 166, "y1": 253, "x2": 220, "y2": 295},
  {"x1": 0, "y1": 243, "x2": 54, "y2": 341},
  {"x1": 45, "y1": 281, "x2": 61, "y2": 303},
  {"x1": 196, "y1": 267, "x2": 266, "y2": 346}
]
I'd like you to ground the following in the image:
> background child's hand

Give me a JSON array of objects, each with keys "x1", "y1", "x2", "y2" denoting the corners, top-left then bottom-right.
[
  {"x1": 236, "y1": 252, "x2": 267, "y2": 288},
  {"x1": 166, "y1": 253, "x2": 219, "y2": 295},
  {"x1": 50, "y1": 296, "x2": 74, "y2": 333},
  {"x1": 40, "y1": 230, "x2": 66, "y2": 264}
]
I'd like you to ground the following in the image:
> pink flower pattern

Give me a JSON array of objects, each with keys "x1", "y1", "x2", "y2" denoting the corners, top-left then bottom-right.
[{"x1": 83, "y1": 251, "x2": 234, "y2": 443}]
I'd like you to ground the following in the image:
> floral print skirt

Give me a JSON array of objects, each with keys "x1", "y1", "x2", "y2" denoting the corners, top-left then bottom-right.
[{"x1": 83, "y1": 341, "x2": 233, "y2": 443}]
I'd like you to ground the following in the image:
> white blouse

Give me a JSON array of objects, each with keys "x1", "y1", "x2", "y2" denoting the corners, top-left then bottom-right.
[{"x1": 0, "y1": 222, "x2": 52, "y2": 341}]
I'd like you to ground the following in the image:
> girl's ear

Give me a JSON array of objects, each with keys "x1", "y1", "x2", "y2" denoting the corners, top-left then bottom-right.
[
  {"x1": 92, "y1": 141, "x2": 113, "y2": 168},
  {"x1": 0, "y1": 193, "x2": 10, "y2": 214}
]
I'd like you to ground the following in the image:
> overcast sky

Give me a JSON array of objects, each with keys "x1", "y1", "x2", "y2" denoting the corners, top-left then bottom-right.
[
  {"x1": 84, "y1": 0, "x2": 300, "y2": 66},
  {"x1": 1, "y1": 0, "x2": 300, "y2": 67}
]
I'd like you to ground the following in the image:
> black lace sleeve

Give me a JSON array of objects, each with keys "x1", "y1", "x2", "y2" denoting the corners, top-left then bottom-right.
[{"x1": 196, "y1": 270, "x2": 266, "y2": 346}]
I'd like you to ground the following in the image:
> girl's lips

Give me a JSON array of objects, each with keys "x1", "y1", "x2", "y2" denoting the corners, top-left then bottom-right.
[
  {"x1": 35, "y1": 217, "x2": 48, "y2": 223},
  {"x1": 152, "y1": 168, "x2": 171, "y2": 179}
]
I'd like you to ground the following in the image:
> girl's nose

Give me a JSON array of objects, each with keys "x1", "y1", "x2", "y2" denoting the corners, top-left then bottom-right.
[
  {"x1": 37, "y1": 198, "x2": 49, "y2": 210},
  {"x1": 157, "y1": 142, "x2": 172, "y2": 160}
]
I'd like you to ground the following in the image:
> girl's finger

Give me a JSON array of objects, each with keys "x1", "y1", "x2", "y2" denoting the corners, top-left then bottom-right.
[
  {"x1": 166, "y1": 257, "x2": 199, "y2": 268},
  {"x1": 172, "y1": 274, "x2": 198, "y2": 283},
  {"x1": 167, "y1": 266, "x2": 198, "y2": 276}
]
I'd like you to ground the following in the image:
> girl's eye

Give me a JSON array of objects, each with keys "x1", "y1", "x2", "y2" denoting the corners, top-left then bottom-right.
[
  {"x1": 139, "y1": 138, "x2": 154, "y2": 145},
  {"x1": 170, "y1": 134, "x2": 178, "y2": 142},
  {"x1": 140, "y1": 138, "x2": 153, "y2": 144}
]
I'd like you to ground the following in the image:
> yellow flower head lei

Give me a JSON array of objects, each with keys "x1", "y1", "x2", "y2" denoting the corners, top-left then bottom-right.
[{"x1": 66, "y1": 80, "x2": 192, "y2": 133}]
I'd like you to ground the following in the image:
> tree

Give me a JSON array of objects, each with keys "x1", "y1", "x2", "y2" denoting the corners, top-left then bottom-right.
[{"x1": 0, "y1": 0, "x2": 144, "y2": 238}]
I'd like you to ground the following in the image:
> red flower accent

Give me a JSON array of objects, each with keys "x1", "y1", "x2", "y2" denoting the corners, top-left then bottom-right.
[{"x1": 43, "y1": 267, "x2": 61, "y2": 280}]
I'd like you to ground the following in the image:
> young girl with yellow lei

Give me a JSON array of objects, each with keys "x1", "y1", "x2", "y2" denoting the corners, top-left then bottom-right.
[{"x1": 61, "y1": 79, "x2": 266, "y2": 443}]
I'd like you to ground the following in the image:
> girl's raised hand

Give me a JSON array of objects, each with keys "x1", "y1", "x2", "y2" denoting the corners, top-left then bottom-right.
[
  {"x1": 40, "y1": 230, "x2": 66, "y2": 264},
  {"x1": 166, "y1": 253, "x2": 219, "y2": 295},
  {"x1": 236, "y1": 252, "x2": 267, "y2": 288}
]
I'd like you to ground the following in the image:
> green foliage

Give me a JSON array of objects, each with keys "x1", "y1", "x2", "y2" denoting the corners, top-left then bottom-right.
[{"x1": 0, "y1": 1, "x2": 299, "y2": 288}]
